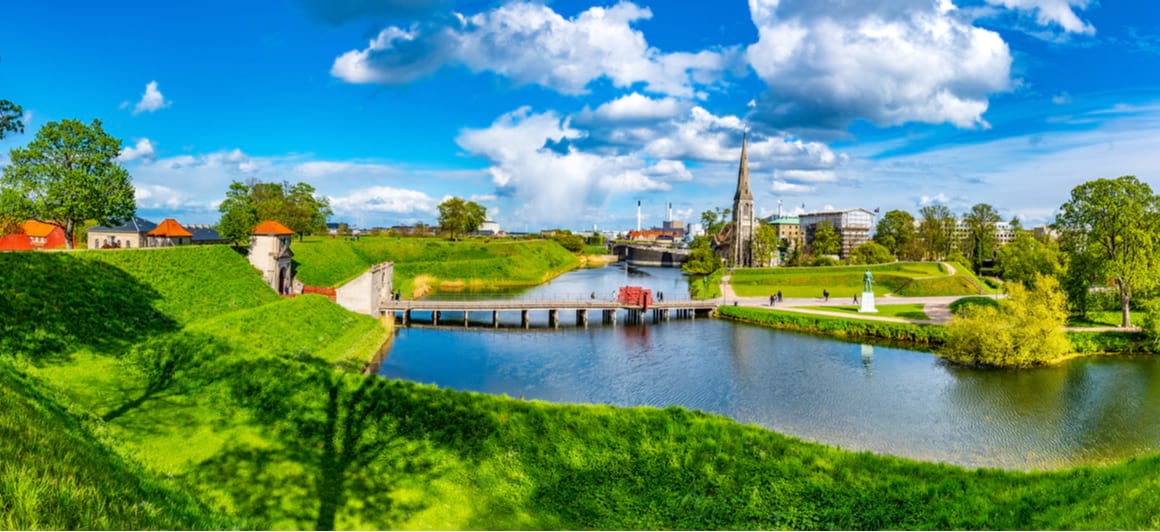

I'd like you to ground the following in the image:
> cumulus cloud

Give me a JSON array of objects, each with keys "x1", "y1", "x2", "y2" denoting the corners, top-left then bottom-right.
[
  {"x1": 745, "y1": 0, "x2": 1012, "y2": 131},
  {"x1": 331, "y1": 1, "x2": 739, "y2": 97},
  {"x1": 985, "y1": 0, "x2": 1095, "y2": 35},
  {"x1": 772, "y1": 180, "x2": 814, "y2": 195},
  {"x1": 328, "y1": 186, "x2": 438, "y2": 215},
  {"x1": 131, "y1": 81, "x2": 171, "y2": 115},
  {"x1": 918, "y1": 192, "x2": 950, "y2": 206},
  {"x1": 118, "y1": 138, "x2": 156, "y2": 162},
  {"x1": 580, "y1": 92, "x2": 690, "y2": 123}
]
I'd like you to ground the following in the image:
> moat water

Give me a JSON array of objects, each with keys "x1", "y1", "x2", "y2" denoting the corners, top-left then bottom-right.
[{"x1": 380, "y1": 264, "x2": 1160, "y2": 470}]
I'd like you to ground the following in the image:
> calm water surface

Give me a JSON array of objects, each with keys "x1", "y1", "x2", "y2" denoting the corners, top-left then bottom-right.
[{"x1": 382, "y1": 264, "x2": 1160, "y2": 470}]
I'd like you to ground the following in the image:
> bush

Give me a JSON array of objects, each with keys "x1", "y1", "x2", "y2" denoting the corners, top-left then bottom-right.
[
  {"x1": 811, "y1": 256, "x2": 840, "y2": 267},
  {"x1": 848, "y1": 241, "x2": 894, "y2": 265},
  {"x1": 943, "y1": 274, "x2": 1071, "y2": 367},
  {"x1": 949, "y1": 296, "x2": 1000, "y2": 316}
]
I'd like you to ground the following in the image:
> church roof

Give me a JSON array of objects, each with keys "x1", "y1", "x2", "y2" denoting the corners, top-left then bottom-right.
[
  {"x1": 146, "y1": 218, "x2": 193, "y2": 238},
  {"x1": 252, "y1": 220, "x2": 295, "y2": 235}
]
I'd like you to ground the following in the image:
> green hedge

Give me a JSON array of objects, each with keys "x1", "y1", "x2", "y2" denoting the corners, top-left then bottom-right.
[{"x1": 717, "y1": 306, "x2": 947, "y2": 345}]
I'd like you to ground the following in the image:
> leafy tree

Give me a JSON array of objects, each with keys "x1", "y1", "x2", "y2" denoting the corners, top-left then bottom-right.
[
  {"x1": 1139, "y1": 299, "x2": 1160, "y2": 351},
  {"x1": 682, "y1": 235, "x2": 720, "y2": 274},
  {"x1": 918, "y1": 205, "x2": 953, "y2": 260},
  {"x1": 750, "y1": 223, "x2": 780, "y2": 266},
  {"x1": 873, "y1": 209, "x2": 916, "y2": 258},
  {"x1": 216, "y1": 179, "x2": 332, "y2": 245},
  {"x1": 1054, "y1": 176, "x2": 1160, "y2": 327},
  {"x1": 700, "y1": 207, "x2": 731, "y2": 235},
  {"x1": 216, "y1": 181, "x2": 259, "y2": 246},
  {"x1": 944, "y1": 274, "x2": 1070, "y2": 367},
  {"x1": 552, "y1": 233, "x2": 584, "y2": 252},
  {"x1": 0, "y1": 99, "x2": 21, "y2": 139},
  {"x1": 849, "y1": 241, "x2": 894, "y2": 265},
  {"x1": 963, "y1": 203, "x2": 1001, "y2": 274},
  {"x1": 0, "y1": 119, "x2": 135, "y2": 248},
  {"x1": 810, "y1": 220, "x2": 840, "y2": 256},
  {"x1": 437, "y1": 197, "x2": 486, "y2": 239},
  {"x1": 996, "y1": 231, "x2": 1061, "y2": 286},
  {"x1": 784, "y1": 238, "x2": 806, "y2": 266}
]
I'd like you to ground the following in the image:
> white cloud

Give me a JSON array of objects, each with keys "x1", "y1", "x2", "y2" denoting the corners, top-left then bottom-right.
[
  {"x1": 746, "y1": 0, "x2": 1012, "y2": 131},
  {"x1": 331, "y1": 1, "x2": 738, "y2": 98},
  {"x1": 132, "y1": 81, "x2": 171, "y2": 115},
  {"x1": 1052, "y1": 92, "x2": 1071, "y2": 105},
  {"x1": 582, "y1": 92, "x2": 689, "y2": 122},
  {"x1": 918, "y1": 192, "x2": 950, "y2": 206},
  {"x1": 772, "y1": 180, "x2": 814, "y2": 195},
  {"x1": 774, "y1": 169, "x2": 837, "y2": 183},
  {"x1": 118, "y1": 138, "x2": 156, "y2": 162},
  {"x1": 645, "y1": 159, "x2": 693, "y2": 182},
  {"x1": 457, "y1": 106, "x2": 671, "y2": 225},
  {"x1": 328, "y1": 186, "x2": 438, "y2": 215},
  {"x1": 984, "y1": 0, "x2": 1095, "y2": 35}
]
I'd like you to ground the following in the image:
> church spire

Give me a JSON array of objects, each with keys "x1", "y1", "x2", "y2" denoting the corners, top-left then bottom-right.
[{"x1": 734, "y1": 132, "x2": 752, "y2": 202}]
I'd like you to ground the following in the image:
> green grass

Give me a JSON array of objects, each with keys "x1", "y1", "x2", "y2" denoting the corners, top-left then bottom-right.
[
  {"x1": 799, "y1": 303, "x2": 930, "y2": 320},
  {"x1": 689, "y1": 268, "x2": 724, "y2": 300},
  {"x1": 730, "y1": 262, "x2": 984, "y2": 298},
  {"x1": 7, "y1": 247, "x2": 1160, "y2": 529},
  {"x1": 0, "y1": 358, "x2": 236, "y2": 530},
  {"x1": 581, "y1": 245, "x2": 611, "y2": 255},
  {"x1": 718, "y1": 305, "x2": 947, "y2": 345},
  {"x1": 291, "y1": 236, "x2": 580, "y2": 296},
  {"x1": 950, "y1": 296, "x2": 1001, "y2": 316},
  {"x1": 1067, "y1": 310, "x2": 1140, "y2": 328}
]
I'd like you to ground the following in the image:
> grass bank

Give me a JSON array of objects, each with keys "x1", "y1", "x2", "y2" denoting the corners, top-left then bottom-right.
[
  {"x1": 799, "y1": 303, "x2": 930, "y2": 320},
  {"x1": 6, "y1": 247, "x2": 1160, "y2": 529},
  {"x1": 718, "y1": 306, "x2": 947, "y2": 345},
  {"x1": 730, "y1": 262, "x2": 992, "y2": 298},
  {"x1": 291, "y1": 236, "x2": 579, "y2": 297}
]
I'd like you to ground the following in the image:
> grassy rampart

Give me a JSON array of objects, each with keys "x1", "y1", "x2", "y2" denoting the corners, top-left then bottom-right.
[
  {"x1": 718, "y1": 306, "x2": 947, "y2": 345},
  {"x1": 730, "y1": 262, "x2": 984, "y2": 298},
  {"x1": 291, "y1": 236, "x2": 579, "y2": 296},
  {"x1": 5, "y1": 247, "x2": 1160, "y2": 529}
]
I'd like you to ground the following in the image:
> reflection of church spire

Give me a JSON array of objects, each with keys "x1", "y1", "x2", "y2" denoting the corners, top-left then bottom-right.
[{"x1": 731, "y1": 132, "x2": 755, "y2": 267}]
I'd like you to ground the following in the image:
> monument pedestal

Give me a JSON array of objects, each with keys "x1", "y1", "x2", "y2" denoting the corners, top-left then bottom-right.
[{"x1": 858, "y1": 291, "x2": 877, "y2": 313}]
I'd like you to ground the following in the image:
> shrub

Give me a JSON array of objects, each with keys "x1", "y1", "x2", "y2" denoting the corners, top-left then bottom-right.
[
  {"x1": 812, "y1": 256, "x2": 841, "y2": 267},
  {"x1": 943, "y1": 274, "x2": 1071, "y2": 367},
  {"x1": 949, "y1": 296, "x2": 1000, "y2": 316}
]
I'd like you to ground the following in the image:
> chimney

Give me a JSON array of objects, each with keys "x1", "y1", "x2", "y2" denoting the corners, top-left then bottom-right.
[
  {"x1": 668, "y1": 202, "x2": 673, "y2": 222},
  {"x1": 636, "y1": 200, "x2": 642, "y2": 232}
]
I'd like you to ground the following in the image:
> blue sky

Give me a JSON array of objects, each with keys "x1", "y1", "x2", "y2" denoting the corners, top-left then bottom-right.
[{"x1": 2, "y1": 0, "x2": 1159, "y2": 231}]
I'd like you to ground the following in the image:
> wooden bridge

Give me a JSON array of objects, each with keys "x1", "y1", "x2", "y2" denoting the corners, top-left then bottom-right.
[{"x1": 380, "y1": 299, "x2": 718, "y2": 328}]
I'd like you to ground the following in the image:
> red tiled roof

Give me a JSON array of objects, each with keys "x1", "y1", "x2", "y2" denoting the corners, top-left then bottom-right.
[
  {"x1": 252, "y1": 220, "x2": 295, "y2": 235},
  {"x1": 0, "y1": 233, "x2": 33, "y2": 251},
  {"x1": 22, "y1": 220, "x2": 59, "y2": 238},
  {"x1": 146, "y1": 218, "x2": 193, "y2": 238}
]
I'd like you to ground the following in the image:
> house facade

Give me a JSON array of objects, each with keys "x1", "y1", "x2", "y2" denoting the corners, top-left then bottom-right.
[{"x1": 247, "y1": 220, "x2": 296, "y2": 295}]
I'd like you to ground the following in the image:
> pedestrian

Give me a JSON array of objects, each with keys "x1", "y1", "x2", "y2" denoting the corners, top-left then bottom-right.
[
  {"x1": 770, "y1": 294, "x2": 776, "y2": 306},
  {"x1": 777, "y1": 290, "x2": 783, "y2": 302},
  {"x1": 823, "y1": 289, "x2": 829, "y2": 301},
  {"x1": 853, "y1": 294, "x2": 859, "y2": 305}
]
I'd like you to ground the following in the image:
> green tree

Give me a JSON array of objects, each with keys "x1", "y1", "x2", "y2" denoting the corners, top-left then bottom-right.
[
  {"x1": 0, "y1": 99, "x2": 21, "y2": 139},
  {"x1": 873, "y1": 209, "x2": 916, "y2": 258},
  {"x1": 0, "y1": 119, "x2": 135, "y2": 248},
  {"x1": 437, "y1": 196, "x2": 486, "y2": 239},
  {"x1": 849, "y1": 241, "x2": 894, "y2": 265},
  {"x1": 751, "y1": 223, "x2": 779, "y2": 266},
  {"x1": 216, "y1": 181, "x2": 259, "y2": 246},
  {"x1": 216, "y1": 180, "x2": 332, "y2": 245},
  {"x1": 963, "y1": 203, "x2": 1001, "y2": 274},
  {"x1": 918, "y1": 205, "x2": 953, "y2": 260},
  {"x1": 682, "y1": 235, "x2": 720, "y2": 274},
  {"x1": 810, "y1": 220, "x2": 840, "y2": 256},
  {"x1": 700, "y1": 207, "x2": 731, "y2": 236},
  {"x1": 944, "y1": 274, "x2": 1071, "y2": 367},
  {"x1": 996, "y1": 231, "x2": 1060, "y2": 285},
  {"x1": 1054, "y1": 176, "x2": 1160, "y2": 328}
]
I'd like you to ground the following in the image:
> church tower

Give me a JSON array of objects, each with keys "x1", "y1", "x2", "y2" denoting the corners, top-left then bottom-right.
[{"x1": 731, "y1": 133, "x2": 755, "y2": 267}]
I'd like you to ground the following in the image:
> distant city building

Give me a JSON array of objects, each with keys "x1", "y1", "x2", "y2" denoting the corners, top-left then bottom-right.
[
  {"x1": 686, "y1": 222, "x2": 704, "y2": 239},
  {"x1": 1032, "y1": 225, "x2": 1058, "y2": 241},
  {"x1": 949, "y1": 220, "x2": 1019, "y2": 250},
  {"x1": 763, "y1": 216, "x2": 803, "y2": 247},
  {"x1": 799, "y1": 209, "x2": 875, "y2": 259},
  {"x1": 478, "y1": 220, "x2": 501, "y2": 235}
]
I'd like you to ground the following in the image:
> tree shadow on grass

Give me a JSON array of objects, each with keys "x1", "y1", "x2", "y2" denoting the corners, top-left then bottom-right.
[
  {"x1": 0, "y1": 253, "x2": 177, "y2": 364},
  {"x1": 187, "y1": 356, "x2": 486, "y2": 530},
  {"x1": 101, "y1": 331, "x2": 230, "y2": 423}
]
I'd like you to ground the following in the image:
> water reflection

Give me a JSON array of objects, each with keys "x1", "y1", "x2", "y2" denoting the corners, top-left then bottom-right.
[{"x1": 383, "y1": 265, "x2": 1160, "y2": 470}]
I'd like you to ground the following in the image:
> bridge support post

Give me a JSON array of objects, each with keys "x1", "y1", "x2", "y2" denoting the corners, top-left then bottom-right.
[
  {"x1": 576, "y1": 309, "x2": 587, "y2": 327},
  {"x1": 432, "y1": 310, "x2": 439, "y2": 326},
  {"x1": 549, "y1": 309, "x2": 559, "y2": 328},
  {"x1": 464, "y1": 310, "x2": 469, "y2": 327},
  {"x1": 521, "y1": 309, "x2": 530, "y2": 329},
  {"x1": 492, "y1": 310, "x2": 499, "y2": 328},
  {"x1": 403, "y1": 309, "x2": 410, "y2": 326}
]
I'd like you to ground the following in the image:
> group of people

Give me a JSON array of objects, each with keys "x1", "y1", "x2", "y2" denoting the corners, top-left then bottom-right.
[{"x1": 768, "y1": 290, "x2": 784, "y2": 306}]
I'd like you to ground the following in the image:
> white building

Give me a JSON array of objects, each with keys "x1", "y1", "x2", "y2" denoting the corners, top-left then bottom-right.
[{"x1": 798, "y1": 209, "x2": 875, "y2": 259}]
